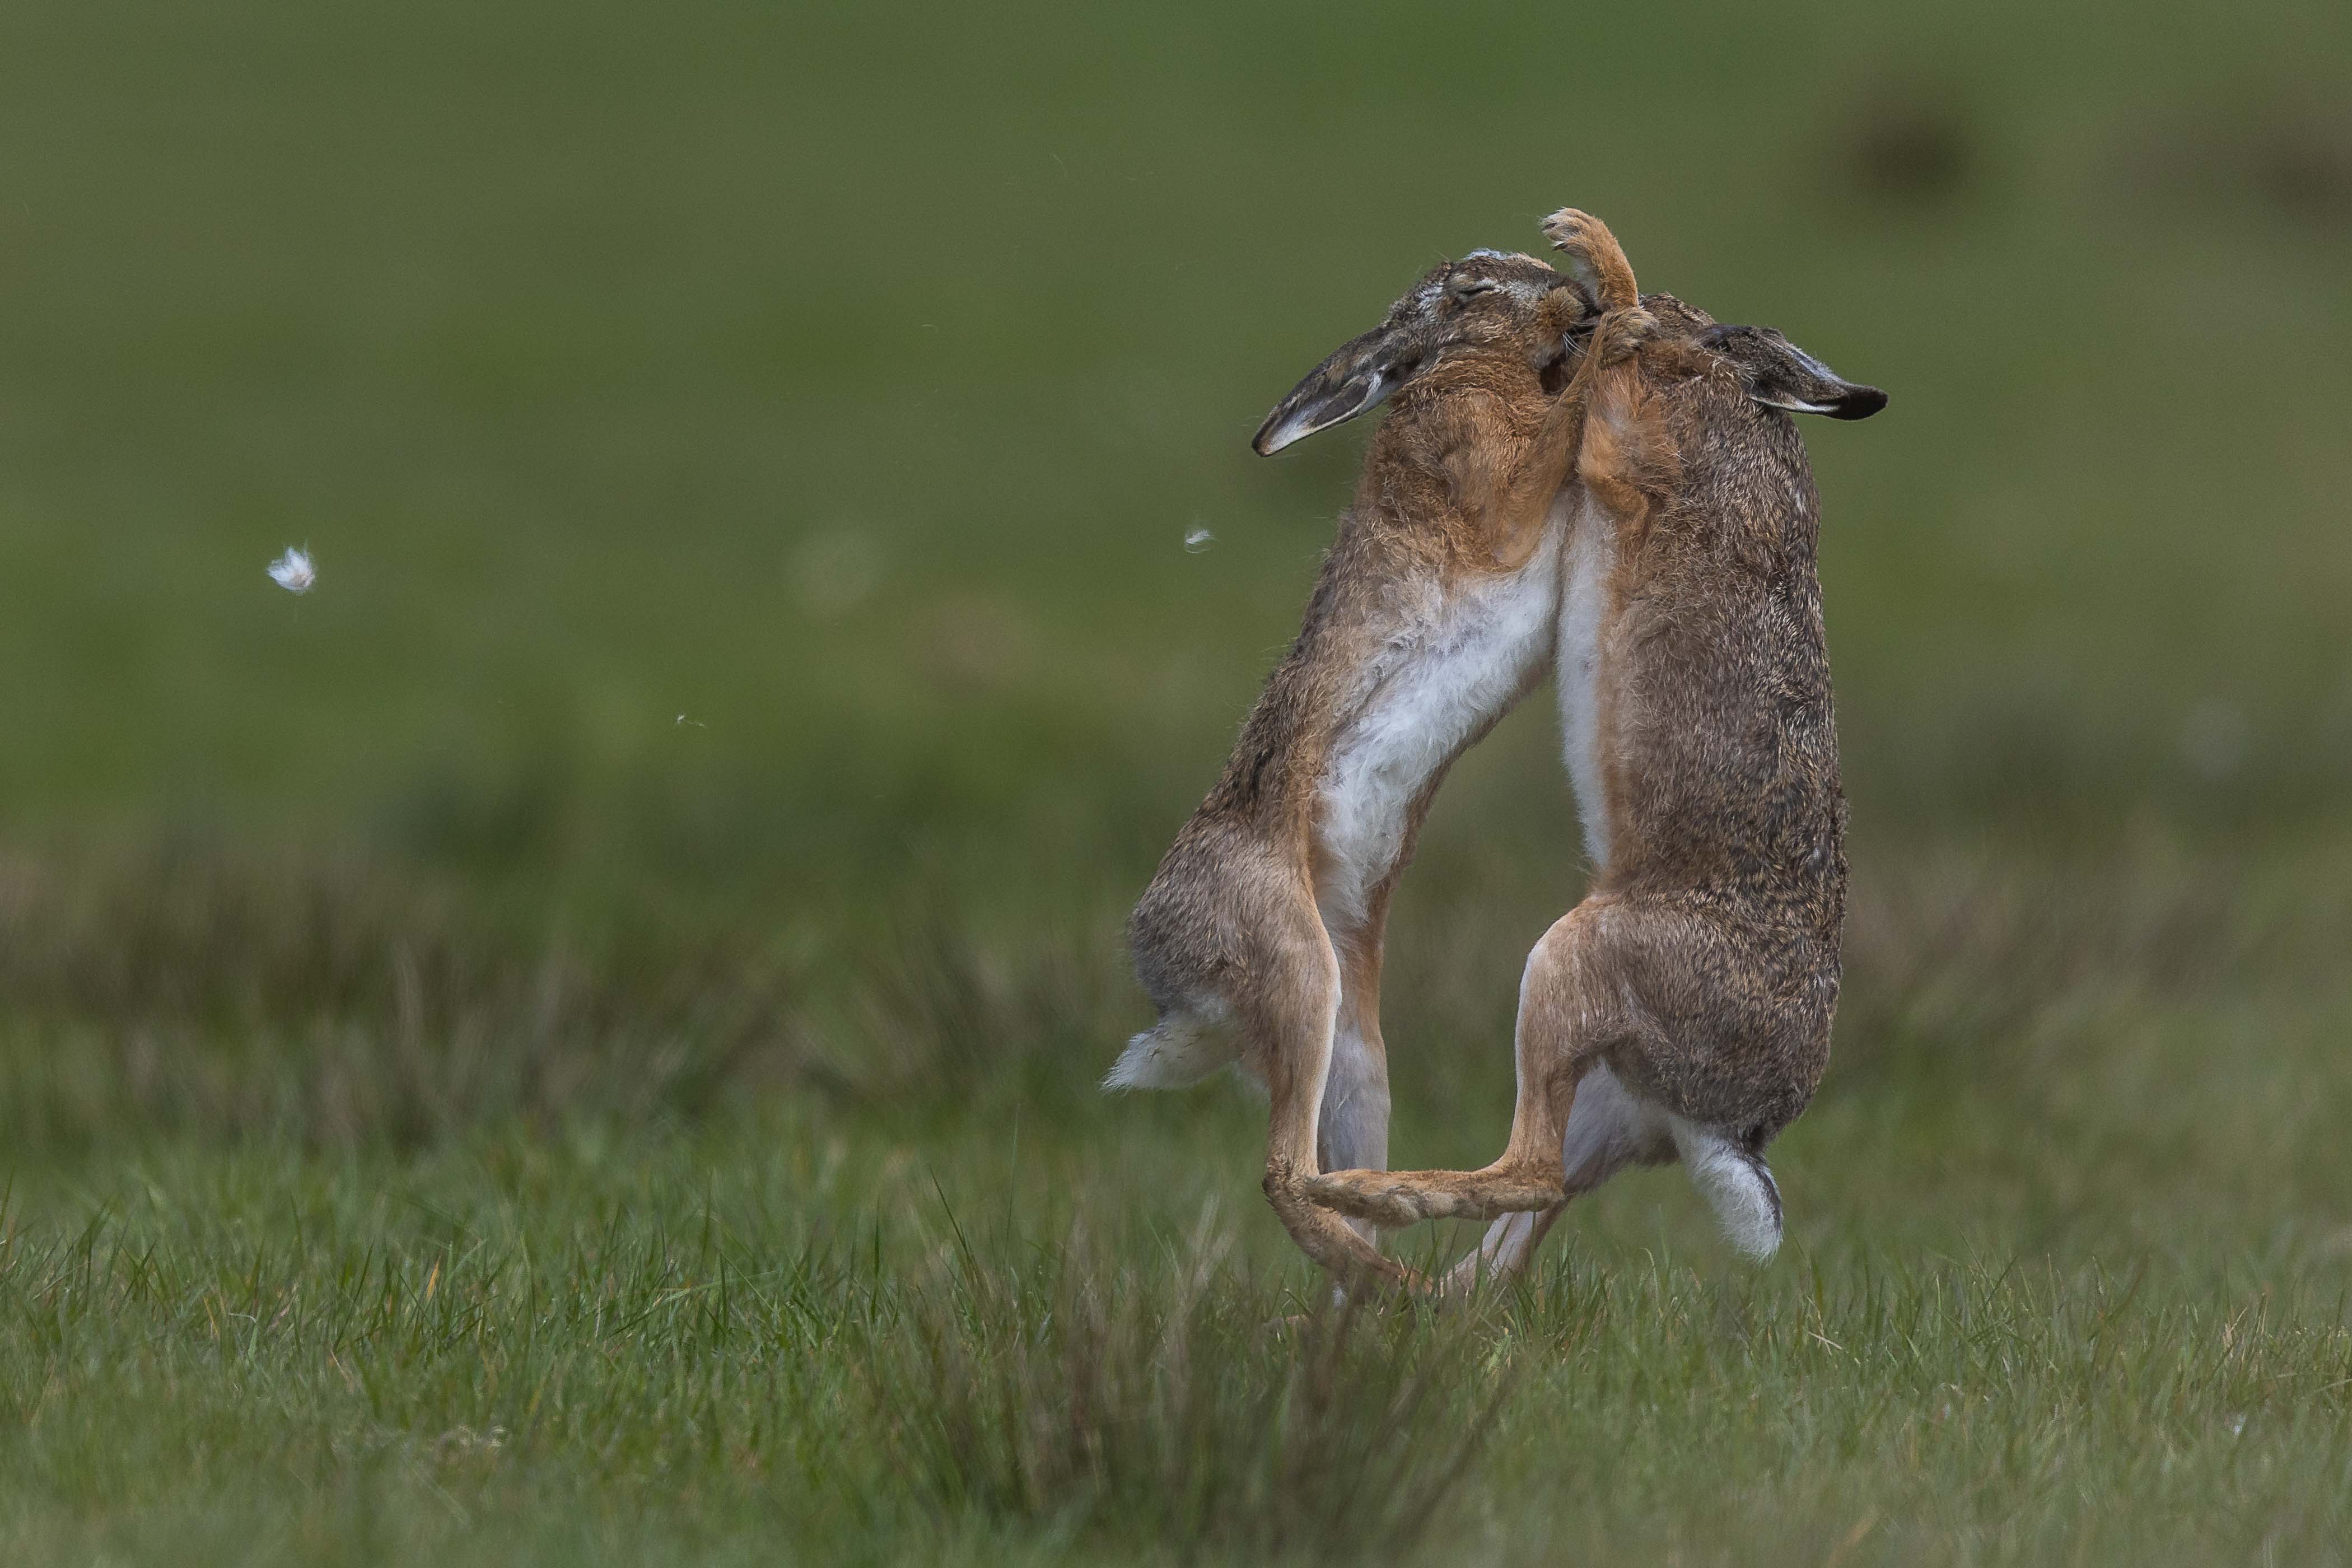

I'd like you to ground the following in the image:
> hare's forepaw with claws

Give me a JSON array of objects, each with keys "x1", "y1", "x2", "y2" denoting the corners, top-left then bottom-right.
[
  {"x1": 1541, "y1": 206, "x2": 1640, "y2": 314},
  {"x1": 1541, "y1": 206, "x2": 1601, "y2": 256}
]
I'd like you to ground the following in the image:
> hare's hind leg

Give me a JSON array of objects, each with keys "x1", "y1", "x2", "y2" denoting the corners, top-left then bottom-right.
[
  {"x1": 1440, "y1": 1205, "x2": 1566, "y2": 1295},
  {"x1": 1438, "y1": 1062, "x2": 1681, "y2": 1290},
  {"x1": 1305, "y1": 904, "x2": 1624, "y2": 1229},
  {"x1": 1314, "y1": 916, "x2": 1396, "y2": 1254},
  {"x1": 1247, "y1": 902, "x2": 1429, "y2": 1291}
]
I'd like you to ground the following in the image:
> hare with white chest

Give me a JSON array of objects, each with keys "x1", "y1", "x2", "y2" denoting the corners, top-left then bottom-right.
[
  {"x1": 1112, "y1": 216, "x2": 1652, "y2": 1291},
  {"x1": 1304, "y1": 217, "x2": 1888, "y2": 1286}
]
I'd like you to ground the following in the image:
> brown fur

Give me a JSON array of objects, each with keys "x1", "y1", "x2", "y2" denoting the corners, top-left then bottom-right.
[
  {"x1": 1119, "y1": 214, "x2": 1651, "y2": 1290},
  {"x1": 1304, "y1": 236, "x2": 1886, "y2": 1280}
]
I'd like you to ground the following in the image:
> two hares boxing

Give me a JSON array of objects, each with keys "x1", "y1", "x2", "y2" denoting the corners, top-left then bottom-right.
[
  {"x1": 1305, "y1": 223, "x2": 1887, "y2": 1289},
  {"x1": 1112, "y1": 213, "x2": 1651, "y2": 1290}
]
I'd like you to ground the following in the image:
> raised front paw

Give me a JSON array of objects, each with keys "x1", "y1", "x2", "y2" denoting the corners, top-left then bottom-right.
[
  {"x1": 1541, "y1": 206, "x2": 1604, "y2": 260},
  {"x1": 1540, "y1": 206, "x2": 1638, "y2": 311}
]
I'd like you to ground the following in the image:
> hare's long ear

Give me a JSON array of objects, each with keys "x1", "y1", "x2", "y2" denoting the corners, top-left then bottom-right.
[
  {"x1": 1251, "y1": 323, "x2": 1414, "y2": 455},
  {"x1": 1698, "y1": 323, "x2": 1887, "y2": 421}
]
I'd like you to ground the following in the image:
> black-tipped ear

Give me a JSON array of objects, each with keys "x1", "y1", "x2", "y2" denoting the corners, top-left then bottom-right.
[
  {"x1": 1698, "y1": 323, "x2": 1887, "y2": 421},
  {"x1": 1251, "y1": 324, "x2": 1412, "y2": 455}
]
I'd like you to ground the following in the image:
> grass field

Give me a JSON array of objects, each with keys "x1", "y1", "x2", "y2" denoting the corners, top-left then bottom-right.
[{"x1": 3, "y1": 0, "x2": 2352, "y2": 1562}]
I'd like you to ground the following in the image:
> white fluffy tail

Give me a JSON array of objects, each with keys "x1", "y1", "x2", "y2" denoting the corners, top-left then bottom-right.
[
  {"x1": 1103, "y1": 1010, "x2": 1236, "y2": 1091},
  {"x1": 1671, "y1": 1122, "x2": 1784, "y2": 1261}
]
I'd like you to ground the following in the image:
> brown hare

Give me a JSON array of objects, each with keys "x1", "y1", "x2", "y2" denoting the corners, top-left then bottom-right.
[
  {"x1": 1112, "y1": 213, "x2": 1653, "y2": 1290},
  {"x1": 1301, "y1": 214, "x2": 1887, "y2": 1288}
]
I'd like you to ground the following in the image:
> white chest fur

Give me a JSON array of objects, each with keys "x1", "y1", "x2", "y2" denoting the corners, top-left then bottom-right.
[
  {"x1": 1313, "y1": 515, "x2": 1568, "y2": 928},
  {"x1": 1556, "y1": 491, "x2": 1617, "y2": 872}
]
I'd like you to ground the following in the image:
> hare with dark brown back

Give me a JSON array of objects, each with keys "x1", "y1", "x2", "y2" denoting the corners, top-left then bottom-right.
[{"x1": 1301, "y1": 217, "x2": 1887, "y2": 1287}]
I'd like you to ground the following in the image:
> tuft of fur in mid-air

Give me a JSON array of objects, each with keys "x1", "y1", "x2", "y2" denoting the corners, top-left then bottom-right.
[{"x1": 267, "y1": 546, "x2": 316, "y2": 594}]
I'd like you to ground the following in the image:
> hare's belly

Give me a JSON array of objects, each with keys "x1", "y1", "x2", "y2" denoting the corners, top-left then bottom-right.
[{"x1": 1313, "y1": 559, "x2": 1560, "y2": 927}]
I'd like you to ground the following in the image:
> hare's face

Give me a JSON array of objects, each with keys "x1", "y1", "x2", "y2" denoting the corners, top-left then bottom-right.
[
  {"x1": 1403, "y1": 250, "x2": 1584, "y2": 362},
  {"x1": 1253, "y1": 253, "x2": 1581, "y2": 455}
]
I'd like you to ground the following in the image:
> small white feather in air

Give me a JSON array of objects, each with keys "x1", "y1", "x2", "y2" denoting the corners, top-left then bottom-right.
[
  {"x1": 1183, "y1": 526, "x2": 1215, "y2": 554},
  {"x1": 267, "y1": 545, "x2": 316, "y2": 594}
]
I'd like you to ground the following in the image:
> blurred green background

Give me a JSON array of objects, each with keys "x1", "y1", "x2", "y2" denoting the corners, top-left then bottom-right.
[
  {"x1": 5, "y1": 0, "x2": 2347, "y2": 914},
  {"x1": 6, "y1": 4, "x2": 2352, "y2": 1562}
]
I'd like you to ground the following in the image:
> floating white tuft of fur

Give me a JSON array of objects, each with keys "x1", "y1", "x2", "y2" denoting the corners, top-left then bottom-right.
[{"x1": 266, "y1": 546, "x2": 316, "y2": 594}]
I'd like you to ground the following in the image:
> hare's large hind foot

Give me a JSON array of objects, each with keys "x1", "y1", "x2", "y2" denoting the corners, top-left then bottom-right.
[
  {"x1": 1302, "y1": 1165, "x2": 1567, "y2": 1230},
  {"x1": 1439, "y1": 1206, "x2": 1567, "y2": 1296},
  {"x1": 1540, "y1": 207, "x2": 1640, "y2": 312},
  {"x1": 1264, "y1": 1160, "x2": 1434, "y2": 1292}
]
